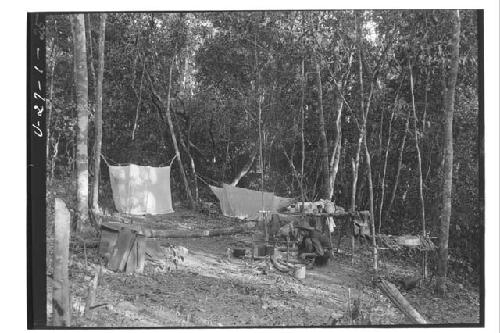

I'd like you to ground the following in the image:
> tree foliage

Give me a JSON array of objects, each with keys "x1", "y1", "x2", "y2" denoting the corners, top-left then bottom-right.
[{"x1": 46, "y1": 10, "x2": 481, "y2": 284}]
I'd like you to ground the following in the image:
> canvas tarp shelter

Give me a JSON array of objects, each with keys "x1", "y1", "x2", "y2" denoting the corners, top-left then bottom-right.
[
  {"x1": 209, "y1": 184, "x2": 293, "y2": 220},
  {"x1": 109, "y1": 164, "x2": 174, "y2": 215}
]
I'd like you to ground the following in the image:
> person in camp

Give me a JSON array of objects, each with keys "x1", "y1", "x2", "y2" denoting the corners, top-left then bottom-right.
[{"x1": 296, "y1": 220, "x2": 333, "y2": 266}]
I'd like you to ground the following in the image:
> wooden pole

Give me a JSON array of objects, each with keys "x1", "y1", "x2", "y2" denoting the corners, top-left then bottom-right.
[
  {"x1": 286, "y1": 235, "x2": 290, "y2": 262},
  {"x1": 347, "y1": 288, "x2": 352, "y2": 324},
  {"x1": 84, "y1": 265, "x2": 102, "y2": 317},
  {"x1": 52, "y1": 198, "x2": 71, "y2": 326},
  {"x1": 350, "y1": 216, "x2": 355, "y2": 265}
]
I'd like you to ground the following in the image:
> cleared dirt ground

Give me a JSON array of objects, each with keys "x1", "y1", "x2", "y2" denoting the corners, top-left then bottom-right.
[{"x1": 45, "y1": 198, "x2": 480, "y2": 327}]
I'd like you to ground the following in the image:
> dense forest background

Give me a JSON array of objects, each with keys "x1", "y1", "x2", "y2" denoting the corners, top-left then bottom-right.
[{"x1": 45, "y1": 11, "x2": 481, "y2": 285}]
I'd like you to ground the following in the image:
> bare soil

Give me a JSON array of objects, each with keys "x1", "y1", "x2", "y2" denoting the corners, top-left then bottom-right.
[{"x1": 45, "y1": 182, "x2": 480, "y2": 327}]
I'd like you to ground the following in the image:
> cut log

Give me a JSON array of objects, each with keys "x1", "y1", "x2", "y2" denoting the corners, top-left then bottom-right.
[
  {"x1": 101, "y1": 221, "x2": 252, "y2": 239},
  {"x1": 108, "y1": 229, "x2": 136, "y2": 271},
  {"x1": 377, "y1": 278, "x2": 428, "y2": 324}
]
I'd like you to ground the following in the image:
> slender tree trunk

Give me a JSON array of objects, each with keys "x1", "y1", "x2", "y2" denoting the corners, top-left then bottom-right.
[
  {"x1": 177, "y1": 118, "x2": 199, "y2": 203},
  {"x1": 187, "y1": 120, "x2": 199, "y2": 203},
  {"x1": 436, "y1": 10, "x2": 460, "y2": 296},
  {"x1": 409, "y1": 62, "x2": 426, "y2": 236},
  {"x1": 316, "y1": 60, "x2": 330, "y2": 200},
  {"x1": 91, "y1": 14, "x2": 106, "y2": 212},
  {"x1": 378, "y1": 110, "x2": 393, "y2": 233},
  {"x1": 258, "y1": 91, "x2": 265, "y2": 191},
  {"x1": 230, "y1": 149, "x2": 258, "y2": 186},
  {"x1": 85, "y1": 14, "x2": 96, "y2": 102},
  {"x1": 300, "y1": 58, "x2": 306, "y2": 209},
  {"x1": 328, "y1": 82, "x2": 343, "y2": 200},
  {"x1": 165, "y1": 59, "x2": 196, "y2": 209},
  {"x1": 148, "y1": 59, "x2": 195, "y2": 209},
  {"x1": 71, "y1": 14, "x2": 89, "y2": 231},
  {"x1": 378, "y1": 77, "x2": 403, "y2": 233},
  {"x1": 132, "y1": 59, "x2": 146, "y2": 141},
  {"x1": 365, "y1": 143, "x2": 378, "y2": 270},
  {"x1": 351, "y1": 13, "x2": 365, "y2": 212},
  {"x1": 384, "y1": 108, "x2": 410, "y2": 224},
  {"x1": 410, "y1": 61, "x2": 428, "y2": 279}
]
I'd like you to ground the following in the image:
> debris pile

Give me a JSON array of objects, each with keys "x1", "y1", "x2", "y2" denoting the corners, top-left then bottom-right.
[{"x1": 99, "y1": 222, "x2": 188, "y2": 273}]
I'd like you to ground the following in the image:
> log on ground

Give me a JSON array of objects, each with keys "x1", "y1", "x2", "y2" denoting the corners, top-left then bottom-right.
[{"x1": 377, "y1": 278, "x2": 428, "y2": 324}]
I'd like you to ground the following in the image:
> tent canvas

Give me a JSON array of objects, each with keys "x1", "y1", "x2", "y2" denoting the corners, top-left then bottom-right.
[
  {"x1": 209, "y1": 184, "x2": 293, "y2": 220},
  {"x1": 109, "y1": 164, "x2": 174, "y2": 215}
]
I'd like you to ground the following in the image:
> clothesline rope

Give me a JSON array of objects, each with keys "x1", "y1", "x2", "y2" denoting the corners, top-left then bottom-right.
[
  {"x1": 100, "y1": 153, "x2": 177, "y2": 168},
  {"x1": 196, "y1": 173, "x2": 220, "y2": 187}
]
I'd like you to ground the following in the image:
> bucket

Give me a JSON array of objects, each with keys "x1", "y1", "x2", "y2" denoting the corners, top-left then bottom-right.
[
  {"x1": 233, "y1": 248, "x2": 246, "y2": 258},
  {"x1": 293, "y1": 265, "x2": 306, "y2": 279}
]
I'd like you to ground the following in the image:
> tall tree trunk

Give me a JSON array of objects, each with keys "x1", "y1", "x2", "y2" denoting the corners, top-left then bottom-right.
[
  {"x1": 328, "y1": 82, "x2": 343, "y2": 200},
  {"x1": 147, "y1": 59, "x2": 196, "y2": 209},
  {"x1": 365, "y1": 143, "x2": 378, "y2": 270},
  {"x1": 384, "y1": 108, "x2": 410, "y2": 224},
  {"x1": 316, "y1": 60, "x2": 330, "y2": 200},
  {"x1": 410, "y1": 61, "x2": 428, "y2": 279},
  {"x1": 85, "y1": 14, "x2": 96, "y2": 104},
  {"x1": 176, "y1": 118, "x2": 199, "y2": 203},
  {"x1": 351, "y1": 13, "x2": 365, "y2": 212},
  {"x1": 186, "y1": 120, "x2": 199, "y2": 203},
  {"x1": 409, "y1": 62, "x2": 426, "y2": 236},
  {"x1": 91, "y1": 14, "x2": 106, "y2": 212},
  {"x1": 165, "y1": 59, "x2": 196, "y2": 209},
  {"x1": 378, "y1": 111, "x2": 393, "y2": 233},
  {"x1": 283, "y1": 148, "x2": 304, "y2": 196},
  {"x1": 436, "y1": 10, "x2": 460, "y2": 296},
  {"x1": 300, "y1": 57, "x2": 306, "y2": 209},
  {"x1": 71, "y1": 14, "x2": 89, "y2": 231},
  {"x1": 378, "y1": 76, "x2": 404, "y2": 233}
]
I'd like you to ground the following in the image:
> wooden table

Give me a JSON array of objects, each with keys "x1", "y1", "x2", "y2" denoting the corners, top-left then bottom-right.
[{"x1": 280, "y1": 211, "x2": 370, "y2": 265}]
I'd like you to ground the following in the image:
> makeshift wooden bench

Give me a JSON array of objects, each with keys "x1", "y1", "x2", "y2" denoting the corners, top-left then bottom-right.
[{"x1": 99, "y1": 222, "x2": 163, "y2": 273}]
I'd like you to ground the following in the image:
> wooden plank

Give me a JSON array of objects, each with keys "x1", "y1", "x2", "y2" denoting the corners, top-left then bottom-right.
[
  {"x1": 52, "y1": 198, "x2": 71, "y2": 326},
  {"x1": 99, "y1": 229, "x2": 119, "y2": 259},
  {"x1": 102, "y1": 221, "x2": 151, "y2": 236},
  {"x1": 136, "y1": 236, "x2": 146, "y2": 273},
  {"x1": 150, "y1": 226, "x2": 249, "y2": 238},
  {"x1": 281, "y1": 211, "x2": 370, "y2": 218},
  {"x1": 125, "y1": 239, "x2": 138, "y2": 273},
  {"x1": 108, "y1": 229, "x2": 135, "y2": 271},
  {"x1": 145, "y1": 238, "x2": 164, "y2": 259}
]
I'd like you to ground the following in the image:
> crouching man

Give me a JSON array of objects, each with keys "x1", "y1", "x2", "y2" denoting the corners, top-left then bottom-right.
[{"x1": 297, "y1": 221, "x2": 333, "y2": 267}]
